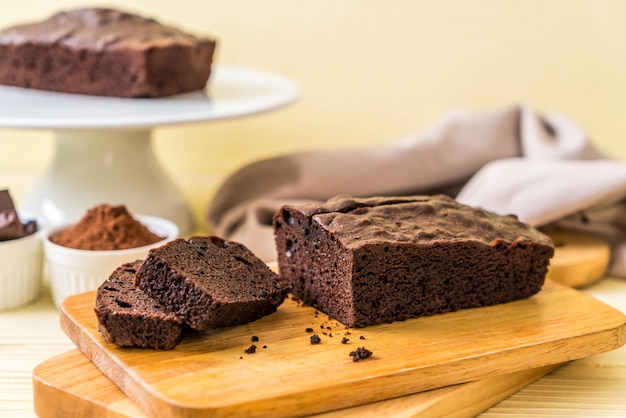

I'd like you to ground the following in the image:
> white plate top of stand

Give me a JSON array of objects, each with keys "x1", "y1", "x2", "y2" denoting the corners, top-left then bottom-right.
[
  {"x1": 0, "y1": 65, "x2": 300, "y2": 130},
  {"x1": 3, "y1": 65, "x2": 299, "y2": 234}
]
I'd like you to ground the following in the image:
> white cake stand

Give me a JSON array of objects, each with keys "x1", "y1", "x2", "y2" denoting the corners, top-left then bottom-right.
[{"x1": 0, "y1": 65, "x2": 299, "y2": 233}]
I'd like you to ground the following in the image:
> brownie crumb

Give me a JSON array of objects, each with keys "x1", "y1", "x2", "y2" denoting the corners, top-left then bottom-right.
[
  {"x1": 263, "y1": 345, "x2": 267, "y2": 349},
  {"x1": 341, "y1": 337, "x2": 349, "y2": 344},
  {"x1": 245, "y1": 344, "x2": 257, "y2": 354},
  {"x1": 251, "y1": 335, "x2": 259, "y2": 342},
  {"x1": 305, "y1": 327, "x2": 314, "y2": 333},
  {"x1": 359, "y1": 335, "x2": 366, "y2": 340},
  {"x1": 310, "y1": 334, "x2": 321, "y2": 344},
  {"x1": 349, "y1": 347, "x2": 373, "y2": 362}
]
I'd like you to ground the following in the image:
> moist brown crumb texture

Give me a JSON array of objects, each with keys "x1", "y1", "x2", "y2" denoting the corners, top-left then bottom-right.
[
  {"x1": 94, "y1": 260, "x2": 185, "y2": 350},
  {"x1": 135, "y1": 235, "x2": 290, "y2": 331}
]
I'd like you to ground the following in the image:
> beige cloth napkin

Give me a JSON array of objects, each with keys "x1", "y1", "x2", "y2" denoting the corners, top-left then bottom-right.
[{"x1": 207, "y1": 104, "x2": 626, "y2": 276}]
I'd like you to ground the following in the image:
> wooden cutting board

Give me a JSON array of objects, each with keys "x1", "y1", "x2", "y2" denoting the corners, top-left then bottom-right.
[
  {"x1": 32, "y1": 349, "x2": 559, "y2": 418},
  {"x1": 58, "y1": 279, "x2": 626, "y2": 418},
  {"x1": 544, "y1": 229, "x2": 610, "y2": 287},
  {"x1": 35, "y1": 230, "x2": 611, "y2": 417}
]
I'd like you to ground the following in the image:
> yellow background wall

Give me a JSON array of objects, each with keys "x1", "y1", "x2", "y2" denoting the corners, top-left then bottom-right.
[{"x1": 1, "y1": 0, "x2": 625, "y2": 223}]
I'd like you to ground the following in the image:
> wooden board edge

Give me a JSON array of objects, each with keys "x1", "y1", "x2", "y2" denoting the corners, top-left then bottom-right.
[{"x1": 32, "y1": 349, "x2": 560, "y2": 418}]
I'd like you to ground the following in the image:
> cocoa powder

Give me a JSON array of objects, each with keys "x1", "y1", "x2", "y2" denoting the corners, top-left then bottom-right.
[{"x1": 51, "y1": 204, "x2": 164, "y2": 250}]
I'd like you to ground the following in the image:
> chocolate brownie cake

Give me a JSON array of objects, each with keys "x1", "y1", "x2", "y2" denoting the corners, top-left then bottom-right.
[
  {"x1": 94, "y1": 260, "x2": 185, "y2": 350},
  {"x1": 273, "y1": 194, "x2": 555, "y2": 328},
  {"x1": 0, "y1": 8, "x2": 216, "y2": 98},
  {"x1": 135, "y1": 236, "x2": 290, "y2": 331}
]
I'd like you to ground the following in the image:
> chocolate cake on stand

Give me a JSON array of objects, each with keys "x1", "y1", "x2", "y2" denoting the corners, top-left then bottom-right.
[{"x1": 0, "y1": 65, "x2": 299, "y2": 233}]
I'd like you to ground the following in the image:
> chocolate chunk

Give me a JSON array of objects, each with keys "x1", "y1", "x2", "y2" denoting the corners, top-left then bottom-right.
[
  {"x1": 94, "y1": 260, "x2": 185, "y2": 350},
  {"x1": 135, "y1": 236, "x2": 290, "y2": 331},
  {"x1": 0, "y1": 189, "x2": 37, "y2": 241}
]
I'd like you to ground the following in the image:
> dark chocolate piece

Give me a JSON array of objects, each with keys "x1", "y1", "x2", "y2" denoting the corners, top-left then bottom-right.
[{"x1": 0, "y1": 189, "x2": 37, "y2": 241}]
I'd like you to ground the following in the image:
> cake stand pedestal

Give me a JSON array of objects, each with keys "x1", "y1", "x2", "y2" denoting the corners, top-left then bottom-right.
[
  {"x1": 24, "y1": 129, "x2": 191, "y2": 231},
  {"x1": 0, "y1": 66, "x2": 299, "y2": 233}
]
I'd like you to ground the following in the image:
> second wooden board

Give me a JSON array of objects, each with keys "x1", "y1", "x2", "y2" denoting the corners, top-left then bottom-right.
[
  {"x1": 544, "y1": 229, "x2": 610, "y2": 287},
  {"x1": 32, "y1": 349, "x2": 559, "y2": 418}
]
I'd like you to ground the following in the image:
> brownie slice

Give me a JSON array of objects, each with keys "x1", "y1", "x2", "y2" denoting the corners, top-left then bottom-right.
[
  {"x1": 273, "y1": 194, "x2": 555, "y2": 328},
  {"x1": 0, "y1": 8, "x2": 216, "y2": 98},
  {"x1": 135, "y1": 236, "x2": 290, "y2": 331},
  {"x1": 94, "y1": 260, "x2": 185, "y2": 350}
]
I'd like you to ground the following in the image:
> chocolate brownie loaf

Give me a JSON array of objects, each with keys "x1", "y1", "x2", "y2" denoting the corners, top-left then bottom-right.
[
  {"x1": 0, "y1": 8, "x2": 216, "y2": 98},
  {"x1": 273, "y1": 194, "x2": 555, "y2": 328},
  {"x1": 94, "y1": 260, "x2": 185, "y2": 350},
  {"x1": 135, "y1": 236, "x2": 290, "y2": 331}
]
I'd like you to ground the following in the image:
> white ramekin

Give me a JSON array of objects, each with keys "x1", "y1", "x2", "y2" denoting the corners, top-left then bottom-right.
[
  {"x1": 0, "y1": 215, "x2": 44, "y2": 311},
  {"x1": 43, "y1": 215, "x2": 179, "y2": 307}
]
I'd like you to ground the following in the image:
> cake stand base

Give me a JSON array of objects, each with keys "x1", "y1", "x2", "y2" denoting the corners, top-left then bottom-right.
[{"x1": 21, "y1": 129, "x2": 194, "y2": 233}]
